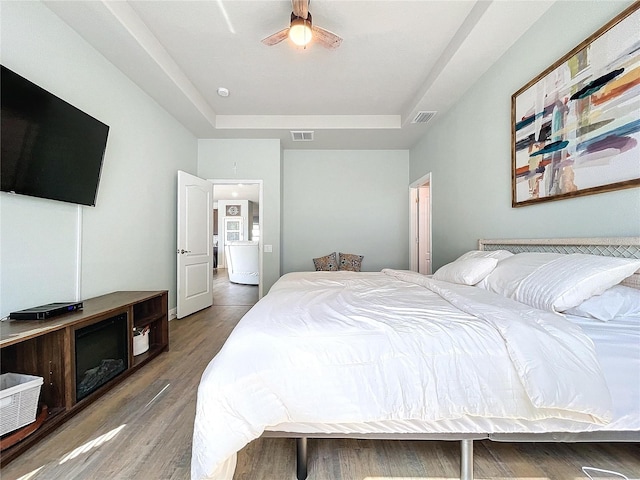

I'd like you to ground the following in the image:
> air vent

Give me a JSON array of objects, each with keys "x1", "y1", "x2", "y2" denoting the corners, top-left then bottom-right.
[
  {"x1": 291, "y1": 130, "x2": 314, "y2": 141},
  {"x1": 411, "y1": 111, "x2": 437, "y2": 124}
]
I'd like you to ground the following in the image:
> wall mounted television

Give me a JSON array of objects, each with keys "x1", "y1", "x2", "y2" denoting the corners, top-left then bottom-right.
[{"x1": 1, "y1": 65, "x2": 110, "y2": 206}]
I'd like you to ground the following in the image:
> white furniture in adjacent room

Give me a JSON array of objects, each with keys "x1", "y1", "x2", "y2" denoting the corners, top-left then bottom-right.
[{"x1": 225, "y1": 241, "x2": 259, "y2": 285}]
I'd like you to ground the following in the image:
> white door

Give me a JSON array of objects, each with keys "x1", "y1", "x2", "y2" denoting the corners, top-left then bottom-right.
[{"x1": 177, "y1": 171, "x2": 213, "y2": 318}]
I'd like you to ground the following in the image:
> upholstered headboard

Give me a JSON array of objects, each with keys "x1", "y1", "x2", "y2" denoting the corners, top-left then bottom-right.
[{"x1": 478, "y1": 237, "x2": 640, "y2": 290}]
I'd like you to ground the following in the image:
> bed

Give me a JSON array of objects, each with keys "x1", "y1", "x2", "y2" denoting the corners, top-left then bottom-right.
[{"x1": 191, "y1": 237, "x2": 640, "y2": 480}]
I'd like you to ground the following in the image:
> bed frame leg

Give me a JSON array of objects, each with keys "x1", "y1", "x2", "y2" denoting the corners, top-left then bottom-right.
[
  {"x1": 296, "y1": 437, "x2": 308, "y2": 480},
  {"x1": 294, "y1": 437, "x2": 470, "y2": 480},
  {"x1": 460, "y1": 439, "x2": 473, "y2": 480}
]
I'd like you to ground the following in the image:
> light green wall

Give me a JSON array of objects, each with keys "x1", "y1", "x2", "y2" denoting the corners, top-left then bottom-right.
[
  {"x1": 410, "y1": 0, "x2": 640, "y2": 270},
  {"x1": 282, "y1": 150, "x2": 410, "y2": 273},
  {"x1": 197, "y1": 139, "x2": 282, "y2": 293},
  {"x1": 0, "y1": 1, "x2": 198, "y2": 317}
]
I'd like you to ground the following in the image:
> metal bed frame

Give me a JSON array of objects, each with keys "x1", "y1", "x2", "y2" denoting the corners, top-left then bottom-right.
[{"x1": 263, "y1": 237, "x2": 640, "y2": 480}]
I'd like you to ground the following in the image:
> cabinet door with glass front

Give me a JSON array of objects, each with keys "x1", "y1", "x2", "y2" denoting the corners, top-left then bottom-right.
[{"x1": 225, "y1": 218, "x2": 243, "y2": 242}]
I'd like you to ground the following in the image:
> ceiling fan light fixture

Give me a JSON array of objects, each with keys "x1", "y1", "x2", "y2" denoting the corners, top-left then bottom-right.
[{"x1": 289, "y1": 13, "x2": 312, "y2": 46}]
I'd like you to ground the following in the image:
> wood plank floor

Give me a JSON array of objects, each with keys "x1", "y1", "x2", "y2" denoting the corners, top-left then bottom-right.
[{"x1": 2, "y1": 270, "x2": 638, "y2": 480}]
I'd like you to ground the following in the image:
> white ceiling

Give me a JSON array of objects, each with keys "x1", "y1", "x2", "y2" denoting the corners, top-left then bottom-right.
[
  {"x1": 44, "y1": 0, "x2": 555, "y2": 150},
  {"x1": 213, "y1": 183, "x2": 260, "y2": 204}
]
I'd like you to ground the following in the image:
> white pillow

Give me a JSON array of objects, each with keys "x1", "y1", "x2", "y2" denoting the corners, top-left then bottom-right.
[
  {"x1": 433, "y1": 257, "x2": 498, "y2": 285},
  {"x1": 456, "y1": 249, "x2": 514, "y2": 262},
  {"x1": 564, "y1": 285, "x2": 640, "y2": 321},
  {"x1": 477, "y1": 252, "x2": 563, "y2": 296},
  {"x1": 480, "y1": 252, "x2": 640, "y2": 312}
]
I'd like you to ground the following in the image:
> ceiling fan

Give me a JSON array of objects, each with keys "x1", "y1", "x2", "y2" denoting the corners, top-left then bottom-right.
[{"x1": 261, "y1": 0, "x2": 343, "y2": 49}]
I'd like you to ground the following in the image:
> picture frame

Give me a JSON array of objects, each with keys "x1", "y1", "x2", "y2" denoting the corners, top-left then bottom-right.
[
  {"x1": 226, "y1": 204, "x2": 241, "y2": 216},
  {"x1": 511, "y1": 3, "x2": 640, "y2": 207}
]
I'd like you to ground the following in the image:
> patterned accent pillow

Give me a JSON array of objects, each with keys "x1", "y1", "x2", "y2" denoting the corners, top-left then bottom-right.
[
  {"x1": 313, "y1": 252, "x2": 338, "y2": 271},
  {"x1": 339, "y1": 252, "x2": 364, "y2": 272}
]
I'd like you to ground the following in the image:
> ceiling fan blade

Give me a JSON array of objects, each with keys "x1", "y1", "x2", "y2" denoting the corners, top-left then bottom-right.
[
  {"x1": 312, "y1": 25, "x2": 343, "y2": 49},
  {"x1": 261, "y1": 28, "x2": 290, "y2": 46},
  {"x1": 292, "y1": 0, "x2": 309, "y2": 19}
]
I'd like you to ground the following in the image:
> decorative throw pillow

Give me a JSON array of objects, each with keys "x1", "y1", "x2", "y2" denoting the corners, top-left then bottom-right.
[
  {"x1": 338, "y1": 252, "x2": 364, "y2": 272},
  {"x1": 313, "y1": 252, "x2": 338, "y2": 271}
]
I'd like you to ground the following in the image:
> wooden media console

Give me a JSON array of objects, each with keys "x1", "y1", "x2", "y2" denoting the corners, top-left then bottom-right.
[{"x1": 0, "y1": 291, "x2": 169, "y2": 465}]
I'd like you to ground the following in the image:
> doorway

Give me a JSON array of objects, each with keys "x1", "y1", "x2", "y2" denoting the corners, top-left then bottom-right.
[
  {"x1": 209, "y1": 179, "x2": 264, "y2": 298},
  {"x1": 409, "y1": 173, "x2": 432, "y2": 274}
]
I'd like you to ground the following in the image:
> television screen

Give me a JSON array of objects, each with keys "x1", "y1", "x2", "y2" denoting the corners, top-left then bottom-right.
[{"x1": 1, "y1": 65, "x2": 110, "y2": 206}]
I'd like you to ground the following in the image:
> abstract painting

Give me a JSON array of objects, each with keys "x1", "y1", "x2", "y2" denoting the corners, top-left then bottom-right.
[{"x1": 511, "y1": 3, "x2": 640, "y2": 207}]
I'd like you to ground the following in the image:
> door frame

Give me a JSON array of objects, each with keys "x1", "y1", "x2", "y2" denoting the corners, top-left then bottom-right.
[
  {"x1": 409, "y1": 173, "x2": 432, "y2": 273},
  {"x1": 208, "y1": 178, "x2": 264, "y2": 298}
]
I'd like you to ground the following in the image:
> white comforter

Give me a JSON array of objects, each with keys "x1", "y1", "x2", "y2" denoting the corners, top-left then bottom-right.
[{"x1": 191, "y1": 270, "x2": 612, "y2": 480}]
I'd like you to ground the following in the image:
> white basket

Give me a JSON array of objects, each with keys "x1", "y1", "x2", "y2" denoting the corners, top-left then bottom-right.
[
  {"x1": 133, "y1": 331, "x2": 149, "y2": 356},
  {"x1": 0, "y1": 373, "x2": 43, "y2": 436}
]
